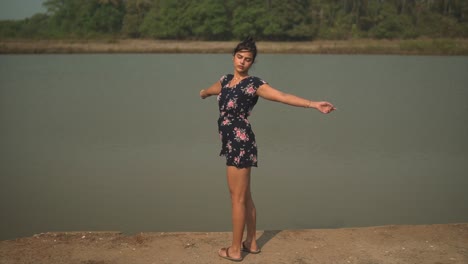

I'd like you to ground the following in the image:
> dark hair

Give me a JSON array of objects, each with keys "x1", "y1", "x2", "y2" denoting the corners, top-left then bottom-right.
[{"x1": 232, "y1": 36, "x2": 257, "y2": 62}]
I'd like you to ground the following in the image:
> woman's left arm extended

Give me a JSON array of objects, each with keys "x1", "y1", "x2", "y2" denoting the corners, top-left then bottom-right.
[{"x1": 256, "y1": 84, "x2": 336, "y2": 114}]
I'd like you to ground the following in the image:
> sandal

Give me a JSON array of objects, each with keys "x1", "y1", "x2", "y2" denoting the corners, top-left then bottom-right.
[
  {"x1": 218, "y1": 247, "x2": 243, "y2": 262},
  {"x1": 242, "y1": 241, "x2": 261, "y2": 254}
]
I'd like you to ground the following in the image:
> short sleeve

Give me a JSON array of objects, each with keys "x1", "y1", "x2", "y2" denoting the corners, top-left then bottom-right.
[
  {"x1": 219, "y1": 74, "x2": 233, "y2": 87},
  {"x1": 251, "y1": 76, "x2": 267, "y2": 91}
]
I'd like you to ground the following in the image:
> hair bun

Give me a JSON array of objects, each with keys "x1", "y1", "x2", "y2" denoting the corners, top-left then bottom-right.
[
  {"x1": 243, "y1": 36, "x2": 254, "y2": 44},
  {"x1": 233, "y1": 36, "x2": 258, "y2": 61}
]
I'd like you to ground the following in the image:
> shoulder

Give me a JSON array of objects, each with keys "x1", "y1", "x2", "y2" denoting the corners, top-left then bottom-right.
[
  {"x1": 219, "y1": 74, "x2": 233, "y2": 86},
  {"x1": 219, "y1": 74, "x2": 233, "y2": 82},
  {"x1": 249, "y1": 76, "x2": 268, "y2": 87}
]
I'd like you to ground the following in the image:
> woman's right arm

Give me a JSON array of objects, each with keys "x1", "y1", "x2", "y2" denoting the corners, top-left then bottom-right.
[{"x1": 200, "y1": 81, "x2": 221, "y2": 99}]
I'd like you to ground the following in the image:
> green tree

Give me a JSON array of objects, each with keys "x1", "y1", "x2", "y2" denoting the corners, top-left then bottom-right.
[
  {"x1": 314, "y1": 0, "x2": 353, "y2": 39},
  {"x1": 122, "y1": 0, "x2": 152, "y2": 37},
  {"x1": 0, "y1": 20, "x2": 21, "y2": 38},
  {"x1": 231, "y1": 0, "x2": 267, "y2": 39},
  {"x1": 18, "y1": 13, "x2": 51, "y2": 38},
  {"x1": 140, "y1": 0, "x2": 191, "y2": 39},
  {"x1": 91, "y1": 1, "x2": 124, "y2": 34},
  {"x1": 257, "y1": 0, "x2": 315, "y2": 40},
  {"x1": 184, "y1": 0, "x2": 230, "y2": 40},
  {"x1": 44, "y1": 0, "x2": 93, "y2": 36},
  {"x1": 3, "y1": 0, "x2": 468, "y2": 40},
  {"x1": 44, "y1": 0, "x2": 124, "y2": 37}
]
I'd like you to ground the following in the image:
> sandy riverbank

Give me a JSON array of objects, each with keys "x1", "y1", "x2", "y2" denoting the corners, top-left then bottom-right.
[
  {"x1": 1, "y1": 223, "x2": 467, "y2": 264},
  {"x1": 1, "y1": 38, "x2": 468, "y2": 55}
]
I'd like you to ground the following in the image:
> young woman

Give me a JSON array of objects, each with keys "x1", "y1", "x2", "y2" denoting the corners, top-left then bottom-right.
[{"x1": 200, "y1": 37, "x2": 335, "y2": 262}]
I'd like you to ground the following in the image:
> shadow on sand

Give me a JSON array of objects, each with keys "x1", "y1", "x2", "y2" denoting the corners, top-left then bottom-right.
[
  {"x1": 256, "y1": 230, "x2": 282, "y2": 250},
  {"x1": 241, "y1": 230, "x2": 282, "y2": 258}
]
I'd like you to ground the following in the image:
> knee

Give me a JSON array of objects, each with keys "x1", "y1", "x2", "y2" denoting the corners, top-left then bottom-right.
[{"x1": 230, "y1": 192, "x2": 248, "y2": 205}]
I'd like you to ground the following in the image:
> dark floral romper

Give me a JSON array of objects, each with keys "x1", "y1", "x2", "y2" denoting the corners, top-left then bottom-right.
[{"x1": 217, "y1": 74, "x2": 267, "y2": 168}]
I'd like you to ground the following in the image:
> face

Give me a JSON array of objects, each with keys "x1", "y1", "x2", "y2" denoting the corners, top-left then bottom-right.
[{"x1": 233, "y1": 50, "x2": 254, "y2": 74}]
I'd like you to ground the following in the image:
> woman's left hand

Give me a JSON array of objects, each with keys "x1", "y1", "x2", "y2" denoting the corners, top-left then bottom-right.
[{"x1": 314, "y1": 101, "x2": 336, "y2": 114}]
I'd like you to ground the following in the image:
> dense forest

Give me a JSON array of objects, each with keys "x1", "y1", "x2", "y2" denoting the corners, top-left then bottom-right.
[{"x1": 1, "y1": 0, "x2": 467, "y2": 40}]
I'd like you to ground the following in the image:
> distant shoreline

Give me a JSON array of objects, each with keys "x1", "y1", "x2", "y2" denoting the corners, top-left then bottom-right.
[{"x1": 1, "y1": 38, "x2": 468, "y2": 55}]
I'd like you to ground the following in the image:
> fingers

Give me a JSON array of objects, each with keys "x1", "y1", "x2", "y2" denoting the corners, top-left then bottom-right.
[
  {"x1": 319, "y1": 103, "x2": 336, "y2": 114},
  {"x1": 322, "y1": 102, "x2": 336, "y2": 113}
]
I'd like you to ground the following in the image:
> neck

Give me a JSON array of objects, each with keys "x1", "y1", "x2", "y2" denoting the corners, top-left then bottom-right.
[{"x1": 233, "y1": 73, "x2": 249, "y2": 79}]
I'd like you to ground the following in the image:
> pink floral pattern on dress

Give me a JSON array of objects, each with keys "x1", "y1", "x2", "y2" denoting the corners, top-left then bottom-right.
[
  {"x1": 239, "y1": 149, "x2": 245, "y2": 157},
  {"x1": 217, "y1": 74, "x2": 267, "y2": 168},
  {"x1": 226, "y1": 140, "x2": 233, "y2": 153},
  {"x1": 226, "y1": 99, "x2": 237, "y2": 109},
  {"x1": 243, "y1": 84, "x2": 256, "y2": 96},
  {"x1": 234, "y1": 127, "x2": 249, "y2": 142},
  {"x1": 221, "y1": 118, "x2": 231, "y2": 126},
  {"x1": 250, "y1": 154, "x2": 257, "y2": 163}
]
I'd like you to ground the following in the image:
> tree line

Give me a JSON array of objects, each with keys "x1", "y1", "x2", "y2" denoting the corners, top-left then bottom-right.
[{"x1": 1, "y1": 0, "x2": 467, "y2": 40}]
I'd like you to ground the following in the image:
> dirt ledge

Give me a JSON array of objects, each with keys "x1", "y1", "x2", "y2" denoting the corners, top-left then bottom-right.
[{"x1": 1, "y1": 223, "x2": 467, "y2": 264}]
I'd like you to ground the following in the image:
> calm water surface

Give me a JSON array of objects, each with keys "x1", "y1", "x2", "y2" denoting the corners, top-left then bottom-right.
[{"x1": 1, "y1": 54, "x2": 467, "y2": 240}]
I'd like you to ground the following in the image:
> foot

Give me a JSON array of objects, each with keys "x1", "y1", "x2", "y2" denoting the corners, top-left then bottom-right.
[
  {"x1": 218, "y1": 247, "x2": 243, "y2": 262},
  {"x1": 242, "y1": 241, "x2": 261, "y2": 254}
]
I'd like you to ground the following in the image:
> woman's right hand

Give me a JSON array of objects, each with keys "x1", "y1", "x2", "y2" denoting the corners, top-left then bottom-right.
[{"x1": 200, "y1": 89, "x2": 208, "y2": 99}]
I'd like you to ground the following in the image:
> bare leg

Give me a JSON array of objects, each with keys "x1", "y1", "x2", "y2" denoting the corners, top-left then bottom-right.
[
  {"x1": 244, "y1": 185, "x2": 259, "y2": 252},
  {"x1": 218, "y1": 166, "x2": 252, "y2": 260}
]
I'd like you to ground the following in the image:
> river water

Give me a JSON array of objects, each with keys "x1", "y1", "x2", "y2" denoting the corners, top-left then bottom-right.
[{"x1": 1, "y1": 54, "x2": 467, "y2": 240}]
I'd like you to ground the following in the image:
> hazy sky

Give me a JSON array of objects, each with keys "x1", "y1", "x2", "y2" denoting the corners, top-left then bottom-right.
[{"x1": 0, "y1": 0, "x2": 46, "y2": 20}]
